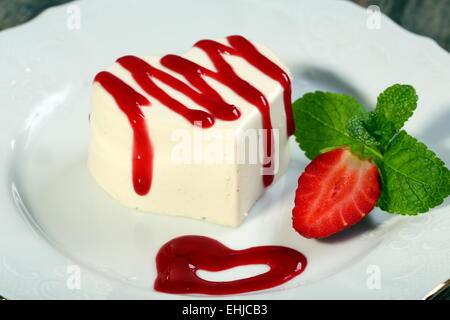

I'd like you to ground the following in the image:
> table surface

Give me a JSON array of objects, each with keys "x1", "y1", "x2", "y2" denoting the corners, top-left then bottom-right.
[{"x1": 0, "y1": 0, "x2": 448, "y2": 301}]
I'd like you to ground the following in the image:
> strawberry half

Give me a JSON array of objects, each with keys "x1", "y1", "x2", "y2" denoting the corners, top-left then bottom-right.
[{"x1": 292, "y1": 148, "x2": 380, "y2": 239}]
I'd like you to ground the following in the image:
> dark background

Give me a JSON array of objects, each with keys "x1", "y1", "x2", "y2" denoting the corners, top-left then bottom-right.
[{"x1": 0, "y1": 0, "x2": 449, "y2": 52}]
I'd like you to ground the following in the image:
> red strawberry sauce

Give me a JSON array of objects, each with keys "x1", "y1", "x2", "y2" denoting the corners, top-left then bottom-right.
[
  {"x1": 94, "y1": 35, "x2": 293, "y2": 196},
  {"x1": 154, "y1": 235, "x2": 307, "y2": 295}
]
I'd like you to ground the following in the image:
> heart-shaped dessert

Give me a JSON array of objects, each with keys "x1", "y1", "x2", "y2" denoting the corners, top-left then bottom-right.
[{"x1": 88, "y1": 35, "x2": 293, "y2": 226}]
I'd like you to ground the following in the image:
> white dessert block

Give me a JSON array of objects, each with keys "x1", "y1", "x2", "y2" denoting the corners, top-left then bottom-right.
[{"x1": 88, "y1": 37, "x2": 291, "y2": 227}]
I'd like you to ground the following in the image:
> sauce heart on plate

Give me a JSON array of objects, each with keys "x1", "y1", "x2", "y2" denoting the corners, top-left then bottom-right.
[{"x1": 154, "y1": 235, "x2": 307, "y2": 295}]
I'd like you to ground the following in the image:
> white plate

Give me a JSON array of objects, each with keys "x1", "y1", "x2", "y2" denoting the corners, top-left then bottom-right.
[{"x1": 0, "y1": 0, "x2": 449, "y2": 300}]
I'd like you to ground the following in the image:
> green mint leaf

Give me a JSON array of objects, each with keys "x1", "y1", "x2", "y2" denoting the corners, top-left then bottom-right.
[
  {"x1": 367, "y1": 84, "x2": 418, "y2": 146},
  {"x1": 346, "y1": 116, "x2": 383, "y2": 159},
  {"x1": 363, "y1": 111, "x2": 397, "y2": 148},
  {"x1": 347, "y1": 116, "x2": 380, "y2": 148},
  {"x1": 376, "y1": 84, "x2": 418, "y2": 131},
  {"x1": 293, "y1": 92, "x2": 367, "y2": 159},
  {"x1": 377, "y1": 131, "x2": 450, "y2": 215}
]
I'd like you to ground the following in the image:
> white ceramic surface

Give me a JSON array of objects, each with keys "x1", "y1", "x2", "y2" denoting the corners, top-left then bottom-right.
[{"x1": 0, "y1": 0, "x2": 449, "y2": 299}]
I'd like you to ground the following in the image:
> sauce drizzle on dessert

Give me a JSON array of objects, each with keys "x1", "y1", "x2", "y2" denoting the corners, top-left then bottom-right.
[
  {"x1": 154, "y1": 235, "x2": 307, "y2": 295},
  {"x1": 94, "y1": 35, "x2": 293, "y2": 195},
  {"x1": 93, "y1": 72, "x2": 153, "y2": 195}
]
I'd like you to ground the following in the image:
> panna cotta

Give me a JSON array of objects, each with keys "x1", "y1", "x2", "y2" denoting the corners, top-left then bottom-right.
[{"x1": 88, "y1": 35, "x2": 293, "y2": 226}]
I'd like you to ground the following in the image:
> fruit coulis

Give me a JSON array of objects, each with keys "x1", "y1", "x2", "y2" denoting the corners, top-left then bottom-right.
[
  {"x1": 94, "y1": 35, "x2": 293, "y2": 195},
  {"x1": 154, "y1": 235, "x2": 307, "y2": 295}
]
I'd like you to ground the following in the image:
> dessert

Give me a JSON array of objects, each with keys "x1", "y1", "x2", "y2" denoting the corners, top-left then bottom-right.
[
  {"x1": 88, "y1": 35, "x2": 293, "y2": 226},
  {"x1": 87, "y1": 33, "x2": 450, "y2": 295}
]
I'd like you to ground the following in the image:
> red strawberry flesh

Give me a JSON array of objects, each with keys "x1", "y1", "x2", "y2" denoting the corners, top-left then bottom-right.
[{"x1": 292, "y1": 148, "x2": 380, "y2": 239}]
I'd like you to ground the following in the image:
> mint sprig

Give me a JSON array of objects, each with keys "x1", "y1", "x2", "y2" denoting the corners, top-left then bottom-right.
[
  {"x1": 378, "y1": 131, "x2": 450, "y2": 214},
  {"x1": 293, "y1": 92, "x2": 378, "y2": 159},
  {"x1": 374, "y1": 84, "x2": 417, "y2": 132},
  {"x1": 366, "y1": 84, "x2": 418, "y2": 148},
  {"x1": 292, "y1": 84, "x2": 450, "y2": 215}
]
